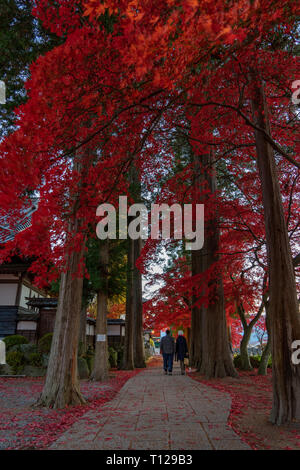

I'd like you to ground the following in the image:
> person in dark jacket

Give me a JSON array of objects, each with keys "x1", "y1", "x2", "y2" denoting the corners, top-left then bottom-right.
[
  {"x1": 175, "y1": 330, "x2": 188, "y2": 375},
  {"x1": 160, "y1": 329, "x2": 175, "y2": 375}
]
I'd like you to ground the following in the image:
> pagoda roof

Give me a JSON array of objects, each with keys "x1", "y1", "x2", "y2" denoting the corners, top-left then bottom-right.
[{"x1": 0, "y1": 197, "x2": 38, "y2": 245}]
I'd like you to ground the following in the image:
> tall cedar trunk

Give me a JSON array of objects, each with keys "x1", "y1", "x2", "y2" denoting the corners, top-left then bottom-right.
[
  {"x1": 189, "y1": 303, "x2": 201, "y2": 368},
  {"x1": 189, "y1": 151, "x2": 204, "y2": 369},
  {"x1": 199, "y1": 153, "x2": 237, "y2": 378},
  {"x1": 190, "y1": 249, "x2": 203, "y2": 369},
  {"x1": 123, "y1": 235, "x2": 135, "y2": 369},
  {"x1": 251, "y1": 80, "x2": 300, "y2": 424},
  {"x1": 35, "y1": 223, "x2": 86, "y2": 408},
  {"x1": 133, "y1": 237, "x2": 146, "y2": 368},
  {"x1": 91, "y1": 240, "x2": 109, "y2": 381},
  {"x1": 78, "y1": 305, "x2": 87, "y2": 354},
  {"x1": 200, "y1": 276, "x2": 237, "y2": 378},
  {"x1": 130, "y1": 164, "x2": 146, "y2": 368}
]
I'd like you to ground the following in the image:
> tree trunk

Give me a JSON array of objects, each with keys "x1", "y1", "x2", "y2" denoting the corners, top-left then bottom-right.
[
  {"x1": 91, "y1": 240, "x2": 109, "y2": 381},
  {"x1": 199, "y1": 153, "x2": 237, "y2": 378},
  {"x1": 133, "y1": 237, "x2": 146, "y2": 368},
  {"x1": 190, "y1": 248, "x2": 203, "y2": 369},
  {"x1": 237, "y1": 302, "x2": 253, "y2": 371},
  {"x1": 236, "y1": 290, "x2": 266, "y2": 371},
  {"x1": 258, "y1": 303, "x2": 271, "y2": 376},
  {"x1": 123, "y1": 163, "x2": 145, "y2": 369},
  {"x1": 237, "y1": 303, "x2": 256, "y2": 371},
  {"x1": 78, "y1": 305, "x2": 87, "y2": 355},
  {"x1": 123, "y1": 236, "x2": 135, "y2": 370},
  {"x1": 35, "y1": 232, "x2": 86, "y2": 408},
  {"x1": 251, "y1": 79, "x2": 300, "y2": 424},
  {"x1": 200, "y1": 278, "x2": 237, "y2": 378},
  {"x1": 189, "y1": 149, "x2": 204, "y2": 369},
  {"x1": 258, "y1": 340, "x2": 271, "y2": 376},
  {"x1": 240, "y1": 327, "x2": 253, "y2": 371}
]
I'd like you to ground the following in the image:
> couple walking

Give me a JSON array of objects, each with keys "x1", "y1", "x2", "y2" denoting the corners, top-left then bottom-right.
[{"x1": 160, "y1": 330, "x2": 188, "y2": 375}]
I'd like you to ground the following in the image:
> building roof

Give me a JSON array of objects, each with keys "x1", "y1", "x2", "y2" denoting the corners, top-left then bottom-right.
[
  {"x1": 0, "y1": 198, "x2": 38, "y2": 245},
  {"x1": 26, "y1": 299, "x2": 126, "y2": 325},
  {"x1": 0, "y1": 262, "x2": 32, "y2": 274},
  {"x1": 26, "y1": 297, "x2": 58, "y2": 308},
  {"x1": 107, "y1": 318, "x2": 125, "y2": 325},
  {"x1": 17, "y1": 311, "x2": 39, "y2": 322}
]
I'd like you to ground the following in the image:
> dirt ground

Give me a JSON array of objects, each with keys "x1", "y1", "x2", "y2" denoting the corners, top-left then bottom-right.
[{"x1": 189, "y1": 369, "x2": 300, "y2": 450}]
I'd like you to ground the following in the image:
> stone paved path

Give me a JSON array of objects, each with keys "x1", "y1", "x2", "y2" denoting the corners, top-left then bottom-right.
[{"x1": 51, "y1": 362, "x2": 250, "y2": 450}]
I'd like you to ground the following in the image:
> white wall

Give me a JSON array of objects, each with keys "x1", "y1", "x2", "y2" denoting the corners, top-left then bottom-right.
[
  {"x1": 85, "y1": 323, "x2": 125, "y2": 337},
  {"x1": 19, "y1": 284, "x2": 46, "y2": 308},
  {"x1": 0, "y1": 276, "x2": 46, "y2": 309},
  {"x1": 108, "y1": 324, "x2": 121, "y2": 336},
  {"x1": 17, "y1": 321, "x2": 37, "y2": 331},
  {"x1": 0, "y1": 340, "x2": 5, "y2": 364},
  {"x1": 0, "y1": 274, "x2": 18, "y2": 280},
  {"x1": 31, "y1": 286, "x2": 45, "y2": 298},
  {"x1": 86, "y1": 324, "x2": 95, "y2": 336},
  {"x1": 0, "y1": 283, "x2": 18, "y2": 305},
  {"x1": 19, "y1": 284, "x2": 31, "y2": 309}
]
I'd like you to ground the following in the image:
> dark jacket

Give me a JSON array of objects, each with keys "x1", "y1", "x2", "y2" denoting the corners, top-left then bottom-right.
[
  {"x1": 160, "y1": 334, "x2": 175, "y2": 355},
  {"x1": 175, "y1": 335, "x2": 188, "y2": 361}
]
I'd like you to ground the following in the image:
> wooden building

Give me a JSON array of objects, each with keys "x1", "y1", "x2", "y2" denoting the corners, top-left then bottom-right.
[
  {"x1": 0, "y1": 255, "x2": 126, "y2": 346},
  {"x1": 0, "y1": 256, "x2": 48, "y2": 340},
  {"x1": 27, "y1": 297, "x2": 98, "y2": 346},
  {"x1": 0, "y1": 197, "x2": 42, "y2": 339},
  {"x1": 20, "y1": 297, "x2": 125, "y2": 347},
  {"x1": 106, "y1": 318, "x2": 126, "y2": 347},
  {"x1": 0, "y1": 200, "x2": 125, "y2": 346}
]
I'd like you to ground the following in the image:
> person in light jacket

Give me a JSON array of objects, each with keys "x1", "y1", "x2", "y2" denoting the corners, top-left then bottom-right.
[
  {"x1": 175, "y1": 330, "x2": 188, "y2": 375},
  {"x1": 160, "y1": 330, "x2": 175, "y2": 375},
  {"x1": 149, "y1": 335, "x2": 155, "y2": 355}
]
